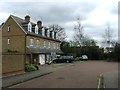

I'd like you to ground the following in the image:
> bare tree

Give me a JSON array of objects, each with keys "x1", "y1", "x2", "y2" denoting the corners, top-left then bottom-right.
[
  {"x1": 74, "y1": 17, "x2": 84, "y2": 46},
  {"x1": 49, "y1": 24, "x2": 67, "y2": 41},
  {"x1": 102, "y1": 23, "x2": 114, "y2": 47},
  {"x1": 74, "y1": 17, "x2": 97, "y2": 47}
]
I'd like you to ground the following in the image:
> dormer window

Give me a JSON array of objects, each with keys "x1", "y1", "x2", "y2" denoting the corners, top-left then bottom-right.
[
  {"x1": 56, "y1": 33, "x2": 59, "y2": 40},
  {"x1": 28, "y1": 22, "x2": 32, "y2": 32},
  {"x1": 47, "y1": 30, "x2": 50, "y2": 37},
  {"x1": 35, "y1": 25, "x2": 38, "y2": 34},
  {"x1": 38, "y1": 29, "x2": 42, "y2": 35},
  {"x1": 42, "y1": 28, "x2": 45, "y2": 36},
  {"x1": 56, "y1": 33, "x2": 58, "y2": 39},
  {"x1": 52, "y1": 31, "x2": 54, "y2": 39},
  {"x1": 45, "y1": 29, "x2": 47, "y2": 36},
  {"x1": 54, "y1": 32, "x2": 56, "y2": 39}
]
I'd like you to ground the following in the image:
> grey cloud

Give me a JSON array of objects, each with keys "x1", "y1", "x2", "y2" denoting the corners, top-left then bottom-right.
[
  {"x1": 111, "y1": 7, "x2": 118, "y2": 15},
  {"x1": 83, "y1": 23, "x2": 96, "y2": 29},
  {"x1": 2, "y1": 2, "x2": 96, "y2": 25},
  {"x1": 44, "y1": 2, "x2": 96, "y2": 24},
  {"x1": 77, "y1": 2, "x2": 96, "y2": 13},
  {"x1": 110, "y1": 3, "x2": 118, "y2": 15},
  {"x1": 1, "y1": 1, "x2": 107, "y2": 44},
  {"x1": 84, "y1": 25, "x2": 118, "y2": 42}
]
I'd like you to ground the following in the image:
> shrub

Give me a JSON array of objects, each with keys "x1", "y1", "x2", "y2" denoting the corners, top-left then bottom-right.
[
  {"x1": 7, "y1": 49, "x2": 18, "y2": 52},
  {"x1": 74, "y1": 57, "x2": 80, "y2": 61},
  {"x1": 33, "y1": 64, "x2": 39, "y2": 70},
  {"x1": 25, "y1": 64, "x2": 37, "y2": 72}
]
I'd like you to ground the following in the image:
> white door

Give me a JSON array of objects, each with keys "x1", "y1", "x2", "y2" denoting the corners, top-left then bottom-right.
[{"x1": 39, "y1": 55, "x2": 45, "y2": 65}]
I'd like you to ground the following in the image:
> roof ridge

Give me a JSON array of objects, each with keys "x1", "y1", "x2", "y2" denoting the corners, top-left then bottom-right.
[
  {"x1": 10, "y1": 15, "x2": 25, "y2": 22},
  {"x1": 11, "y1": 14, "x2": 35, "y2": 25}
]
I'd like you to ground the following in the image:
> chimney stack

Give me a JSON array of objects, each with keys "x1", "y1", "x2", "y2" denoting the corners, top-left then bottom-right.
[
  {"x1": 37, "y1": 21, "x2": 42, "y2": 28},
  {"x1": 25, "y1": 15, "x2": 30, "y2": 23}
]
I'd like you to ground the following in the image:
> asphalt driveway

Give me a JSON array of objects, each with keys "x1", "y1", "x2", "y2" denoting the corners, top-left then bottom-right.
[{"x1": 9, "y1": 61, "x2": 118, "y2": 88}]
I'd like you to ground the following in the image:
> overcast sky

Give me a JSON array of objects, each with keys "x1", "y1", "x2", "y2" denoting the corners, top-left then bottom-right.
[{"x1": 0, "y1": 0, "x2": 119, "y2": 46}]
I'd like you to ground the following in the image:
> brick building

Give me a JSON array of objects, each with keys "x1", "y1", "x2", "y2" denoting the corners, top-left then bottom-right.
[{"x1": 0, "y1": 15, "x2": 63, "y2": 76}]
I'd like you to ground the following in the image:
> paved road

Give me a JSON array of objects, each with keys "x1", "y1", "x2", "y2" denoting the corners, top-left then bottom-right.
[{"x1": 10, "y1": 61, "x2": 118, "y2": 88}]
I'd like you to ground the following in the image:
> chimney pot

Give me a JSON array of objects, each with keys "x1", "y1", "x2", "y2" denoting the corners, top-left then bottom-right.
[{"x1": 25, "y1": 15, "x2": 30, "y2": 23}]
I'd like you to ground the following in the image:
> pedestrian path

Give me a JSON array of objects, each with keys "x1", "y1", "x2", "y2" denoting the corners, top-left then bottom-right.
[
  {"x1": 2, "y1": 67, "x2": 53, "y2": 89},
  {"x1": 2, "y1": 63, "x2": 72, "y2": 89},
  {"x1": 103, "y1": 71, "x2": 119, "y2": 88}
]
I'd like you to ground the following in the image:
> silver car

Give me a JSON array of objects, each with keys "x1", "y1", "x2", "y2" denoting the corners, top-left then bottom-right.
[{"x1": 80, "y1": 55, "x2": 88, "y2": 61}]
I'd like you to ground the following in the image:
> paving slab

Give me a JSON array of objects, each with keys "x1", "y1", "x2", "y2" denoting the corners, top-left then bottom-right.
[{"x1": 103, "y1": 71, "x2": 119, "y2": 88}]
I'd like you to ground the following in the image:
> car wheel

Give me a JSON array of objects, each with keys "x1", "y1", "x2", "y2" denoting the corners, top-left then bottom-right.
[
  {"x1": 53, "y1": 61, "x2": 55, "y2": 63},
  {"x1": 66, "y1": 60, "x2": 69, "y2": 63}
]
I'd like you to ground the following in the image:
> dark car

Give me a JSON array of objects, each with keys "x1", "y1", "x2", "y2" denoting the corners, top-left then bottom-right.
[{"x1": 53, "y1": 56, "x2": 73, "y2": 63}]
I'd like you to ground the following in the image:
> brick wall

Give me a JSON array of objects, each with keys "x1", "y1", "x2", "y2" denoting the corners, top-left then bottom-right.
[{"x1": 2, "y1": 54, "x2": 25, "y2": 76}]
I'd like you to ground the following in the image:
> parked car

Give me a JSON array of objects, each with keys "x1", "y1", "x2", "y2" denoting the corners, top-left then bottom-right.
[
  {"x1": 80, "y1": 55, "x2": 88, "y2": 61},
  {"x1": 53, "y1": 56, "x2": 73, "y2": 63}
]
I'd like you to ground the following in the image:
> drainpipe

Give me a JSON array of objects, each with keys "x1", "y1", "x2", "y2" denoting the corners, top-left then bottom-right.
[
  {"x1": 31, "y1": 54, "x2": 33, "y2": 64},
  {"x1": 24, "y1": 35, "x2": 27, "y2": 71}
]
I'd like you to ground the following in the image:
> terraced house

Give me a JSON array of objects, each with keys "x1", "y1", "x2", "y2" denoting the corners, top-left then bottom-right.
[{"x1": 1, "y1": 15, "x2": 63, "y2": 76}]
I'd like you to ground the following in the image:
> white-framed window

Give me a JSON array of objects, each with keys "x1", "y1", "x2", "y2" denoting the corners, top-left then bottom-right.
[
  {"x1": 35, "y1": 25, "x2": 38, "y2": 34},
  {"x1": 42, "y1": 28, "x2": 45, "y2": 36},
  {"x1": 30, "y1": 38, "x2": 34, "y2": 46},
  {"x1": 28, "y1": 22, "x2": 32, "y2": 32},
  {"x1": 56, "y1": 33, "x2": 58, "y2": 39},
  {"x1": 54, "y1": 43, "x2": 56, "y2": 49},
  {"x1": 44, "y1": 41, "x2": 46, "y2": 48},
  {"x1": 52, "y1": 31, "x2": 54, "y2": 39},
  {"x1": 47, "y1": 30, "x2": 50, "y2": 37},
  {"x1": 57, "y1": 43, "x2": 58, "y2": 49},
  {"x1": 48, "y1": 42, "x2": 51, "y2": 48},
  {"x1": 36, "y1": 40, "x2": 40, "y2": 47},
  {"x1": 8, "y1": 26, "x2": 10, "y2": 32},
  {"x1": 8, "y1": 38, "x2": 10, "y2": 44}
]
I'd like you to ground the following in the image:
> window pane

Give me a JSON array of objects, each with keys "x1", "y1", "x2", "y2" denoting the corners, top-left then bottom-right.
[
  {"x1": 8, "y1": 27, "x2": 10, "y2": 32},
  {"x1": 44, "y1": 41, "x2": 46, "y2": 48},
  {"x1": 8, "y1": 39, "x2": 10, "y2": 44},
  {"x1": 35, "y1": 25, "x2": 38, "y2": 34},
  {"x1": 37, "y1": 40, "x2": 40, "y2": 47},
  {"x1": 30, "y1": 39, "x2": 34, "y2": 46}
]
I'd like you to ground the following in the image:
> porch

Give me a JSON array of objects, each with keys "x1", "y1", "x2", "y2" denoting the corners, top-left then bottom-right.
[{"x1": 26, "y1": 47, "x2": 63, "y2": 65}]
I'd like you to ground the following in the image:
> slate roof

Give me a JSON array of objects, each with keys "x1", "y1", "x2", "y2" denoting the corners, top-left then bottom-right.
[
  {"x1": 26, "y1": 47, "x2": 63, "y2": 54},
  {"x1": 0, "y1": 23, "x2": 4, "y2": 30},
  {"x1": 11, "y1": 15, "x2": 35, "y2": 29},
  {"x1": 10, "y1": 15, "x2": 60, "y2": 42}
]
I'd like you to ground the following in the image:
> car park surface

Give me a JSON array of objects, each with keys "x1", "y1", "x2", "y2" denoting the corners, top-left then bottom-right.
[{"x1": 9, "y1": 61, "x2": 118, "y2": 88}]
